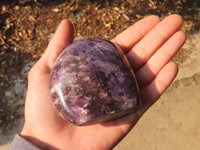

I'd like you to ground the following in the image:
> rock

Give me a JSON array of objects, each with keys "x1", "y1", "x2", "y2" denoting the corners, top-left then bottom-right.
[{"x1": 49, "y1": 38, "x2": 140, "y2": 125}]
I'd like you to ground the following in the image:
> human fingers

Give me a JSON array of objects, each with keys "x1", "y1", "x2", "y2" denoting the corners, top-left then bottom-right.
[
  {"x1": 112, "y1": 15, "x2": 161, "y2": 53},
  {"x1": 127, "y1": 14, "x2": 183, "y2": 71},
  {"x1": 140, "y1": 62, "x2": 178, "y2": 105},
  {"x1": 136, "y1": 31, "x2": 186, "y2": 88}
]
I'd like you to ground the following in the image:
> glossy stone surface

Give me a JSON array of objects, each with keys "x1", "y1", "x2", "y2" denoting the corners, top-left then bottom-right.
[{"x1": 49, "y1": 38, "x2": 140, "y2": 125}]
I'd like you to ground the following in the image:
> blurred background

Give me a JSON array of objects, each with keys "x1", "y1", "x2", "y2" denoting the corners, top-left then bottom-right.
[{"x1": 0, "y1": 0, "x2": 200, "y2": 149}]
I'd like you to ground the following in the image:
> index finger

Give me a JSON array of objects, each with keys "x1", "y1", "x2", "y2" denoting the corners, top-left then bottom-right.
[{"x1": 112, "y1": 15, "x2": 161, "y2": 53}]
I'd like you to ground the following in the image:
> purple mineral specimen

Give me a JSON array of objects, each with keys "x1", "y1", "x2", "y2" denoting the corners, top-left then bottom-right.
[{"x1": 49, "y1": 38, "x2": 140, "y2": 125}]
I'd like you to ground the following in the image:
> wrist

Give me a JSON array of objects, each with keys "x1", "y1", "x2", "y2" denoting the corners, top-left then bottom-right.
[{"x1": 20, "y1": 130, "x2": 58, "y2": 150}]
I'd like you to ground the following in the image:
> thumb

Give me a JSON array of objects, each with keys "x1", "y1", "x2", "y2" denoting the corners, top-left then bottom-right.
[
  {"x1": 23, "y1": 19, "x2": 74, "y2": 129},
  {"x1": 37, "y1": 19, "x2": 74, "y2": 72}
]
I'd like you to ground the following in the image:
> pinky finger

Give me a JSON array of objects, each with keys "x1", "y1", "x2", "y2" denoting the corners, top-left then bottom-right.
[{"x1": 140, "y1": 62, "x2": 178, "y2": 105}]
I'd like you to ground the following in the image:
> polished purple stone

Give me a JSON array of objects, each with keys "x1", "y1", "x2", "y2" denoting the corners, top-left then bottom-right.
[{"x1": 49, "y1": 38, "x2": 140, "y2": 125}]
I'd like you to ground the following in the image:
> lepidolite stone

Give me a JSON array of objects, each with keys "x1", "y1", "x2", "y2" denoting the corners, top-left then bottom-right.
[{"x1": 49, "y1": 38, "x2": 140, "y2": 125}]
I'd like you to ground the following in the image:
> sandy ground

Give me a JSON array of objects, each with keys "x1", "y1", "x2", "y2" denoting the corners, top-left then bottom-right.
[
  {"x1": 0, "y1": 32, "x2": 199, "y2": 150},
  {"x1": 114, "y1": 33, "x2": 200, "y2": 150}
]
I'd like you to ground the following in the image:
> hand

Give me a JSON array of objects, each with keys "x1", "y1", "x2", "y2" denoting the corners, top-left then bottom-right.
[{"x1": 21, "y1": 14, "x2": 186, "y2": 150}]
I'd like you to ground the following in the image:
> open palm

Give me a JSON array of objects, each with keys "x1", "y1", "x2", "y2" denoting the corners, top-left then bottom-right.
[{"x1": 21, "y1": 14, "x2": 186, "y2": 150}]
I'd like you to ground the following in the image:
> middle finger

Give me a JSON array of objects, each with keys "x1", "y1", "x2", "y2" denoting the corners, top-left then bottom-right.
[{"x1": 126, "y1": 14, "x2": 183, "y2": 71}]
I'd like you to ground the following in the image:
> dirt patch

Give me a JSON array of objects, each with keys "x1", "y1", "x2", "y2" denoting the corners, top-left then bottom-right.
[{"x1": 114, "y1": 30, "x2": 200, "y2": 150}]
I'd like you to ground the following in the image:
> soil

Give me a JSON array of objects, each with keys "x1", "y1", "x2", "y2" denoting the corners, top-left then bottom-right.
[
  {"x1": 0, "y1": 0, "x2": 200, "y2": 149},
  {"x1": 114, "y1": 31, "x2": 200, "y2": 150}
]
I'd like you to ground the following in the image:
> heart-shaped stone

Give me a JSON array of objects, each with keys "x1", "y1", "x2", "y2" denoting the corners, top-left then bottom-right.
[{"x1": 49, "y1": 38, "x2": 141, "y2": 125}]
